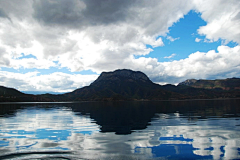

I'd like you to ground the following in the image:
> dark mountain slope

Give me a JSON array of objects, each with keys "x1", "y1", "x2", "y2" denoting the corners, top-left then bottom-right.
[
  {"x1": 0, "y1": 86, "x2": 25, "y2": 96},
  {"x1": 65, "y1": 69, "x2": 184, "y2": 101},
  {"x1": 0, "y1": 86, "x2": 65, "y2": 102},
  {"x1": 160, "y1": 84, "x2": 217, "y2": 99}
]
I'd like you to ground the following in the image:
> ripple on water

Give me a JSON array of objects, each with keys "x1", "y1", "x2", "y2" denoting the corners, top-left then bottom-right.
[{"x1": 0, "y1": 100, "x2": 240, "y2": 159}]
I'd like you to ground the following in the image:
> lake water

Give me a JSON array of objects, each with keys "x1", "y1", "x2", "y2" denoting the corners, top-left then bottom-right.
[{"x1": 0, "y1": 99, "x2": 240, "y2": 159}]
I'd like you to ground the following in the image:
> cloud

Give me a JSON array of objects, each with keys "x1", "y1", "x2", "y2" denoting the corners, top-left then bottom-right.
[
  {"x1": 203, "y1": 38, "x2": 214, "y2": 43},
  {"x1": 32, "y1": 0, "x2": 136, "y2": 28},
  {"x1": 0, "y1": 47, "x2": 10, "y2": 66},
  {"x1": 1, "y1": 45, "x2": 239, "y2": 91},
  {"x1": 0, "y1": 71, "x2": 98, "y2": 92},
  {"x1": 164, "y1": 53, "x2": 176, "y2": 59},
  {"x1": 0, "y1": 0, "x2": 193, "y2": 71},
  {"x1": 142, "y1": 45, "x2": 240, "y2": 84},
  {"x1": 195, "y1": 38, "x2": 201, "y2": 42},
  {"x1": 167, "y1": 36, "x2": 180, "y2": 42},
  {"x1": 194, "y1": 0, "x2": 240, "y2": 44},
  {"x1": 11, "y1": 58, "x2": 56, "y2": 69},
  {"x1": 0, "y1": 1, "x2": 239, "y2": 91},
  {"x1": 0, "y1": 8, "x2": 11, "y2": 21}
]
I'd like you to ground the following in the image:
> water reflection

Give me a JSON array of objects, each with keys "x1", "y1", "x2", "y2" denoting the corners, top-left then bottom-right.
[{"x1": 0, "y1": 99, "x2": 239, "y2": 159}]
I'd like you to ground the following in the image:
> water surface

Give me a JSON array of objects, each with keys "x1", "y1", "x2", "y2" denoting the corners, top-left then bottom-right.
[{"x1": 0, "y1": 99, "x2": 240, "y2": 159}]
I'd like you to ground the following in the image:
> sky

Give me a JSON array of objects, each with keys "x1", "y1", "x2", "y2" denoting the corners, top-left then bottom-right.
[{"x1": 0, "y1": 0, "x2": 240, "y2": 93}]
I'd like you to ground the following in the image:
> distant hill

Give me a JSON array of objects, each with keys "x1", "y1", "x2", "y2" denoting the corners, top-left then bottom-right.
[
  {"x1": 178, "y1": 78, "x2": 240, "y2": 90},
  {"x1": 0, "y1": 86, "x2": 64, "y2": 102},
  {"x1": 0, "y1": 69, "x2": 240, "y2": 102},
  {"x1": 160, "y1": 84, "x2": 218, "y2": 98}
]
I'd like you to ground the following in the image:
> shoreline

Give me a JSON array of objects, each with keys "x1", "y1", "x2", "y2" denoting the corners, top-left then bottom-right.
[{"x1": 1, "y1": 97, "x2": 240, "y2": 104}]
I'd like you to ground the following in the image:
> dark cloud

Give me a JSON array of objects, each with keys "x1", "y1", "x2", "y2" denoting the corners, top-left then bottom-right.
[
  {"x1": 0, "y1": 8, "x2": 11, "y2": 21},
  {"x1": 82, "y1": 0, "x2": 135, "y2": 25},
  {"x1": 33, "y1": 0, "x2": 85, "y2": 27},
  {"x1": 5, "y1": 77, "x2": 28, "y2": 88},
  {"x1": 0, "y1": 8, "x2": 7, "y2": 18},
  {"x1": 0, "y1": 47, "x2": 10, "y2": 66},
  {"x1": 33, "y1": 0, "x2": 136, "y2": 28},
  {"x1": 0, "y1": 0, "x2": 33, "y2": 19}
]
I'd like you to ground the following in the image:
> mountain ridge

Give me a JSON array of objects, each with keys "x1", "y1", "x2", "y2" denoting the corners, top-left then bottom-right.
[
  {"x1": 0, "y1": 69, "x2": 240, "y2": 102},
  {"x1": 65, "y1": 69, "x2": 181, "y2": 101},
  {"x1": 178, "y1": 77, "x2": 240, "y2": 90}
]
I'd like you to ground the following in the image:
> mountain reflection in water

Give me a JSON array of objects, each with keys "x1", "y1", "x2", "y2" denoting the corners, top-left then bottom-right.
[{"x1": 0, "y1": 99, "x2": 240, "y2": 159}]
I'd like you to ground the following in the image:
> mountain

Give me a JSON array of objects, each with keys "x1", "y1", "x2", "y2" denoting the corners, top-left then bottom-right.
[
  {"x1": 64, "y1": 70, "x2": 240, "y2": 100},
  {"x1": 178, "y1": 78, "x2": 240, "y2": 90},
  {"x1": 64, "y1": 69, "x2": 184, "y2": 101},
  {"x1": 0, "y1": 86, "x2": 25, "y2": 96},
  {"x1": 0, "y1": 86, "x2": 64, "y2": 102},
  {"x1": 0, "y1": 86, "x2": 31, "y2": 102},
  {"x1": 160, "y1": 84, "x2": 218, "y2": 98},
  {"x1": 0, "y1": 69, "x2": 240, "y2": 102}
]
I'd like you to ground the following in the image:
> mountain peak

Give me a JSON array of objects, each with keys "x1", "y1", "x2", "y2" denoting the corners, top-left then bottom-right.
[{"x1": 90, "y1": 69, "x2": 152, "y2": 86}]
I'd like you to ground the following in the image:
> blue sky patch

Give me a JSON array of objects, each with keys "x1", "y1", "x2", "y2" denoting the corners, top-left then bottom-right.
[{"x1": 145, "y1": 10, "x2": 223, "y2": 62}]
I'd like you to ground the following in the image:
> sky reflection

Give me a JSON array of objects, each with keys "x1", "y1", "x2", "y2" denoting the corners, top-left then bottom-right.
[{"x1": 0, "y1": 101, "x2": 240, "y2": 159}]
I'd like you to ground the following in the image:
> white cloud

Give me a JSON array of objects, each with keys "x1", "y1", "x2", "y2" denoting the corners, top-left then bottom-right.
[
  {"x1": 0, "y1": 0, "x2": 193, "y2": 72},
  {"x1": 203, "y1": 38, "x2": 214, "y2": 43},
  {"x1": 11, "y1": 58, "x2": 56, "y2": 69},
  {"x1": 0, "y1": 71, "x2": 98, "y2": 92},
  {"x1": 195, "y1": 38, "x2": 201, "y2": 42},
  {"x1": 135, "y1": 45, "x2": 240, "y2": 84},
  {"x1": 160, "y1": 45, "x2": 240, "y2": 83},
  {"x1": 1, "y1": 45, "x2": 239, "y2": 91},
  {"x1": 164, "y1": 53, "x2": 176, "y2": 59},
  {"x1": 167, "y1": 36, "x2": 180, "y2": 42},
  {"x1": 194, "y1": 0, "x2": 240, "y2": 44}
]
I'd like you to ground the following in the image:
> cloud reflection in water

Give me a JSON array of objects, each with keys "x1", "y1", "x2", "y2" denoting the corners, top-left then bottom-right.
[{"x1": 0, "y1": 101, "x2": 239, "y2": 159}]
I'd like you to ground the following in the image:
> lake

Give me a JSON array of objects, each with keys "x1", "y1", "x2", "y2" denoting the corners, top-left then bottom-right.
[{"x1": 0, "y1": 99, "x2": 240, "y2": 159}]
